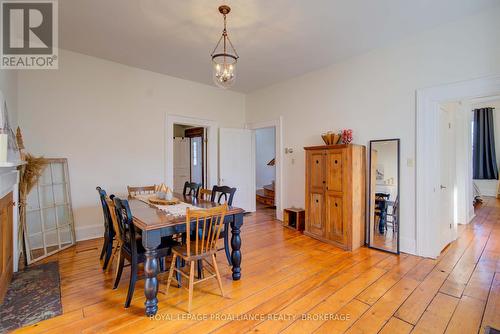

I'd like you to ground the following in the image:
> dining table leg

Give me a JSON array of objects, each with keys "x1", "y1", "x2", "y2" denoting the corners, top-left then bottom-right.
[
  {"x1": 230, "y1": 213, "x2": 243, "y2": 280},
  {"x1": 142, "y1": 229, "x2": 161, "y2": 316}
]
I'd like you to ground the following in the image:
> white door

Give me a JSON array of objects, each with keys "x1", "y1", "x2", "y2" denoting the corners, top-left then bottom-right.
[
  {"x1": 219, "y1": 128, "x2": 255, "y2": 212},
  {"x1": 439, "y1": 107, "x2": 457, "y2": 249},
  {"x1": 173, "y1": 137, "x2": 190, "y2": 193}
]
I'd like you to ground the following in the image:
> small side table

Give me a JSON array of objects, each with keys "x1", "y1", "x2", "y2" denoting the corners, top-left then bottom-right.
[{"x1": 283, "y1": 208, "x2": 305, "y2": 232}]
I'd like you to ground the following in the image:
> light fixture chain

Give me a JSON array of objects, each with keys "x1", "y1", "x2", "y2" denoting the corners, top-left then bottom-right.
[
  {"x1": 226, "y1": 36, "x2": 239, "y2": 59},
  {"x1": 210, "y1": 34, "x2": 224, "y2": 56}
]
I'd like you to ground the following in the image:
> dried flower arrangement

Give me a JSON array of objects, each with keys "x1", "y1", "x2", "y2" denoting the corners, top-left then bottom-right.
[{"x1": 16, "y1": 128, "x2": 48, "y2": 265}]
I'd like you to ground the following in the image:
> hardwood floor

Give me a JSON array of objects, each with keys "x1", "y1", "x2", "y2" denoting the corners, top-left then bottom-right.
[{"x1": 13, "y1": 198, "x2": 500, "y2": 334}]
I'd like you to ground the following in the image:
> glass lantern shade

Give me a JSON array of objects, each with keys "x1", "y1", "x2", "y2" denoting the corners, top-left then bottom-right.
[{"x1": 212, "y1": 54, "x2": 237, "y2": 89}]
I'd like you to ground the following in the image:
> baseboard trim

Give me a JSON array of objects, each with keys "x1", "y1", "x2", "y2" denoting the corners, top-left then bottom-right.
[{"x1": 75, "y1": 224, "x2": 103, "y2": 242}]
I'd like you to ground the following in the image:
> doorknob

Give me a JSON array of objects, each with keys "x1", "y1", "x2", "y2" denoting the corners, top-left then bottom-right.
[{"x1": 440, "y1": 185, "x2": 447, "y2": 189}]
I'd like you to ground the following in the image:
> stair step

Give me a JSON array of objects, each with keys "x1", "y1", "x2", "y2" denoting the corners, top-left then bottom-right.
[
  {"x1": 256, "y1": 189, "x2": 275, "y2": 206},
  {"x1": 263, "y1": 184, "x2": 275, "y2": 197}
]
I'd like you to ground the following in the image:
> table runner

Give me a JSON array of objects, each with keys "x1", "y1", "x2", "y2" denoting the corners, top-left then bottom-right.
[{"x1": 134, "y1": 194, "x2": 199, "y2": 217}]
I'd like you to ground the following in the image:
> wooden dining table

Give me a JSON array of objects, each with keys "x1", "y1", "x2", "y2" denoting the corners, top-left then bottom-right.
[{"x1": 127, "y1": 193, "x2": 245, "y2": 316}]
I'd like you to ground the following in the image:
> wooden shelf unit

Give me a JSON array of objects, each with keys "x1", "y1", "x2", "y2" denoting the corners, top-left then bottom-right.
[{"x1": 283, "y1": 208, "x2": 305, "y2": 231}]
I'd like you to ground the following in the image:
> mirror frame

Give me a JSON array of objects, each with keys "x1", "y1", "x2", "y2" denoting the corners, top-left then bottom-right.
[{"x1": 367, "y1": 138, "x2": 400, "y2": 254}]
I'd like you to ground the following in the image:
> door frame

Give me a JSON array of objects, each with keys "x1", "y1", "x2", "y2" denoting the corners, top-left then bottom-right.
[
  {"x1": 416, "y1": 74, "x2": 500, "y2": 258},
  {"x1": 166, "y1": 114, "x2": 218, "y2": 190},
  {"x1": 246, "y1": 117, "x2": 284, "y2": 221}
]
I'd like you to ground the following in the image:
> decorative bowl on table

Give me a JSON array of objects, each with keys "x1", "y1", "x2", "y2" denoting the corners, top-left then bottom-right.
[{"x1": 148, "y1": 195, "x2": 180, "y2": 206}]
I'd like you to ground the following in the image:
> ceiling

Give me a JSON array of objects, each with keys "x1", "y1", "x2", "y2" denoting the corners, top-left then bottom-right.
[{"x1": 60, "y1": 0, "x2": 499, "y2": 93}]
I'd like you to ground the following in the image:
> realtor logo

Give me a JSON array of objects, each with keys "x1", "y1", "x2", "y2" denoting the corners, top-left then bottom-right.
[{"x1": 1, "y1": 0, "x2": 58, "y2": 69}]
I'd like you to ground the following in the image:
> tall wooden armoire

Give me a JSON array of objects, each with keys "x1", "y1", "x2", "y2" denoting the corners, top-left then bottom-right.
[{"x1": 304, "y1": 144, "x2": 366, "y2": 251}]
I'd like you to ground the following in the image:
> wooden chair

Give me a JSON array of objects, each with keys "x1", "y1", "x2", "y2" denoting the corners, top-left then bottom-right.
[
  {"x1": 375, "y1": 193, "x2": 390, "y2": 234},
  {"x1": 211, "y1": 185, "x2": 236, "y2": 206},
  {"x1": 198, "y1": 188, "x2": 212, "y2": 201},
  {"x1": 96, "y1": 187, "x2": 115, "y2": 270},
  {"x1": 385, "y1": 196, "x2": 399, "y2": 238},
  {"x1": 183, "y1": 182, "x2": 201, "y2": 198},
  {"x1": 211, "y1": 185, "x2": 237, "y2": 265},
  {"x1": 164, "y1": 204, "x2": 228, "y2": 313},
  {"x1": 105, "y1": 196, "x2": 121, "y2": 277},
  {"x1": 127, "y1": 185, "x2": 156, "y2": 197},
  {"x1": 112, "y1": 196, "x2": 175, "y2": 308}
]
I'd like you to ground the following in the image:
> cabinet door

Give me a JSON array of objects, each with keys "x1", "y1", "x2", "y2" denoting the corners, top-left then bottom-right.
[
  {"x1": 308, "y1": 192, "x2": 325, "y2": 237},
  {"x1": 326, "y1": 150, "x2": 343, "y2": 192},
  {"x1": 308, "y1": 151, "x2": 325, "y2": 193},
  {"x1": 326, "y1": 193, "x2": 346, "y2": 245}
]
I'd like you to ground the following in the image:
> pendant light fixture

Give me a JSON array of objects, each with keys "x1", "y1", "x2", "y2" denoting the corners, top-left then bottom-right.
[{"x1": 211, "y1": 5, "x2": 239, "y2": 89}]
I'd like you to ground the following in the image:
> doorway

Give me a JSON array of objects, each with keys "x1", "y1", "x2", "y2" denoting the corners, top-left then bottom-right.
[
  {"x1": 254, "y1": 127, "x2": 276, "y2": 215},
  {"x1": 247, "y1": 117, "x2": 284, "y2": 221},
  {"x1": 165, "y1": 114, "x2": 218, "y2": 194},
  {"x1": 416, "y1": 75, "x2": 500, "y2": 258},
  {"x1": 173, "y1": 124, "x2": 207, "y2": 193},
  {"x1": 435, "y1": 97, "x2": 500, "y2": 253}
]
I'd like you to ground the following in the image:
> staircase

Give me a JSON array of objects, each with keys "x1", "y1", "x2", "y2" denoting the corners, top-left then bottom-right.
[{"x1": 256, "y1": 183, "x2": 275, "y2": 207}]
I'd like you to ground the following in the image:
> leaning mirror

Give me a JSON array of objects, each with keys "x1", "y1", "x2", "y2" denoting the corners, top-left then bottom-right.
[{"x1": 368, "y1": 139, "x2": 400, "y2": 254}]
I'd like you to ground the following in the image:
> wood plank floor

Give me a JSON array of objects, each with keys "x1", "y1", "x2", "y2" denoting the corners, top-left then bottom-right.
[{"x1": 14, "y1": 198, "x2": 500, "y2": 334}]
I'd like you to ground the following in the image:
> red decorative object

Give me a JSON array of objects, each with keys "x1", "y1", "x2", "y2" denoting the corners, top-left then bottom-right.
[{"x1": 341, "y1": 129, "x2": 353, "y2": 144}]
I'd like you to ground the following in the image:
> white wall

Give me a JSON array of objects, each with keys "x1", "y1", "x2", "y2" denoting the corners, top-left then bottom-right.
[
  {"x1": 0, "y1": 70, "x2": 18, "y2": 128},
  {"x1": 471, "y1": 99, "x2": 500, "y2": 196},
  {"x1": 255, "y1": 127, "x2": 275, "y2": 189},
  {"x1": 17, "y1": 49, "x2": 245, "y2": 240},
  {"x1": 246, "y1": 6, "x2": 500, "y2": 254}
]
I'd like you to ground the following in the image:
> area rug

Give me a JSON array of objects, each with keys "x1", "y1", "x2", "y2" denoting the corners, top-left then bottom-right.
[{"x1": 0, "y1": 261, "x2": 62, "y2": 333}]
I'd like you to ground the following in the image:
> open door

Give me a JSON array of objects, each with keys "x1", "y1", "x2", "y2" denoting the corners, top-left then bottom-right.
[
  {"x1": 173, "y1": 137, "x2": 190, "y2": 193},
  {"x1": 219, "y1": 128, "x2": 255, "y2": 212},
  {"x1": 439, "y1": 106, "x2": 457, "y2": 250}
]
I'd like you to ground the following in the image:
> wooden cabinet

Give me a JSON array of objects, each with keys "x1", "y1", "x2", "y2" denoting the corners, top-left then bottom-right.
[
  {"x1": 0, "y1": 192, "x2": 13, "y2": 303},
  {"x1": 304, "y1": 144, "x2": 366, "y2": 251}
]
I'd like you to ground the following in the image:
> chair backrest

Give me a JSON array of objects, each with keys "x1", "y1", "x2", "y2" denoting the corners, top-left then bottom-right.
[
  {"x1": 198, "y1": 188, "x2": 212, "y2": 201},
  {"x1": 185, "y1": 204, "x2": 228, "y2": 257},
  {"x1": 127, "y1": 185, "x2": 156, "y2": 197},
  {"x1": 106, "y1": 196, "x2": 122, "y2": 245},
  {"x1": 375, "y1": 193, "x2": 390, "y2": 200},
  {"x1": 183, "y1": 182, "x2": 201, "y2": 197},
  {"x1": 113, "y1": 197, "x2": 139, "y2": 255},
  {"x1": 391, "y1": 196, "x2": 399, "y2": 217},
  {"x1": 96, "y1": 187, "x2": 114, "y2": 238},
  {"x1": 211, "y1": 185, "x2": 236, "y2": 206}
]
